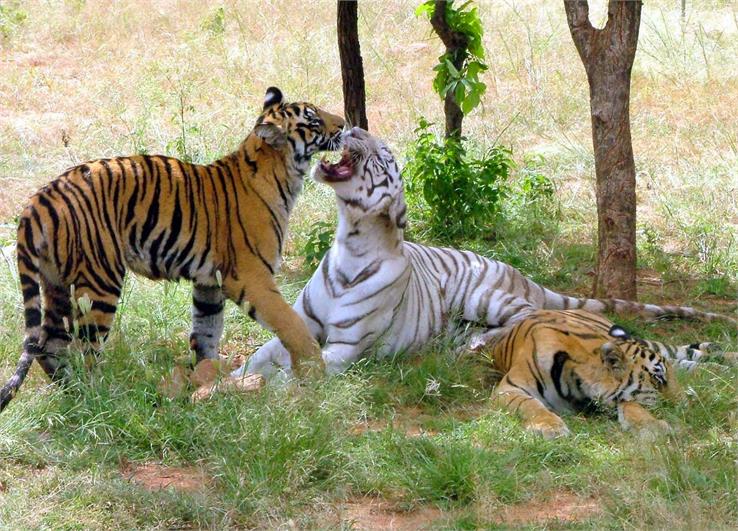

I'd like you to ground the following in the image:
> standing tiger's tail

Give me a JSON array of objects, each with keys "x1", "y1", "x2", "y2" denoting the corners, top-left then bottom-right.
[
  {"x1": 1, "y1": 215, "x2": 44, "y2": 413},
  {"x1": 541, "y1": 288, "x2": 738, "y2": 325},
  {"x1": 0, "y1": 351, "x2": 35, "y2": 412}
]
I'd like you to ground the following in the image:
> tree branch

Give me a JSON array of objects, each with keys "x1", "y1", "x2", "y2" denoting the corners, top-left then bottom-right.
[
  {"x1": 563, "y1": 0, "x2": 595, "y2": 65},
  {"x1": 430, "y1": 0, "x2": 468, "y2": 54},
  {"x1": 429, "y1": 0, "x2": 468, "y2": 137},
  {"x1": 337, "y1": 0, "x2": 368, "y2": 129},
  {"x1": 607, "y1": 0, "x2": 642, "y2": 69}
]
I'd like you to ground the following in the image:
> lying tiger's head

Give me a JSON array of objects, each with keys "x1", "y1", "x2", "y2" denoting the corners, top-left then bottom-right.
[
  {"x1": 253, "y1": 87, "x2": 345, "y2": 165},
  {"x1": 601, "y1": 325, "x2": 679, "y2": 405},
  {"x1": 312, "y1": 127, "x2": 407, "y2": 230}
]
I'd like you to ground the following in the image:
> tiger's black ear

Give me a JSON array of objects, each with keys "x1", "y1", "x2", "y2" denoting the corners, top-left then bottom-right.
[
  {"x1": 263, "y1": 87, "x2": 284, "y2": 109},
  {"x1": 601, "y1": 342, "x2": 626, "y2": 375},
  {"x1": 608, "y1": 325, "x2": 630, "y2": 339}
]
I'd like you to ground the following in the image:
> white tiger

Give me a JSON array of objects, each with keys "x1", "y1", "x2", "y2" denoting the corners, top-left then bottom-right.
[{"x1": 235, "y1": 128, "x2": 736, "y2": 379}]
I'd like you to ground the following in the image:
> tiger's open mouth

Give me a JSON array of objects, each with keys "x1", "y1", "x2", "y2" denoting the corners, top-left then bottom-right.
[{"x1": 319, "y1": 148, "x2": 353, "y2": 182}]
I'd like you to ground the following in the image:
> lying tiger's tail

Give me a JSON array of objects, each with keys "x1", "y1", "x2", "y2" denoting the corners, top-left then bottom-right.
[
  {"x1": 0, "y1": 215, "x2": 44, "y2": 413},
  {"x1": 541, "y1": 288, "x2": 738, "y2": 325}
]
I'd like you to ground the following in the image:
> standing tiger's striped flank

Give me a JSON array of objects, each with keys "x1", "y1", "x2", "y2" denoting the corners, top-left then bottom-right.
[
  {"x1": 0, "y1": 87, "x2": 345, "y2": 413},
  {"x1": 236, "y1": 127, "x2": 736, "y2": 381}
]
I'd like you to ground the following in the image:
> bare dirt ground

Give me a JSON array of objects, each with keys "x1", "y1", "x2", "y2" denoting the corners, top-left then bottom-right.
[
  {"x1": 337, "y1": 497, "x2": 446, "y2": 530},
  {"x1": 491, "y1": 491, "x2": 603, "y2": 526},
  {"x1": 122, "y1": 462, "x2": 211, "y2": 494}
]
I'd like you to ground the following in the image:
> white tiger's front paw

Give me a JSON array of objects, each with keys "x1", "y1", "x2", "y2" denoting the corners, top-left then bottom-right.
[
  {"x1": 230, "y1": 364, "x2": 246, "y2": 378},
  {"x1": 231, "y1": 362, "x2": 294, "y2": 383},
  {"x1": 233, "y1": 356, "x2": 293, "y2": 381}
]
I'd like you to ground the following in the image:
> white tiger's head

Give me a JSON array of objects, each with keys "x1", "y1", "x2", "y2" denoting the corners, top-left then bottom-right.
[{"x1": 312, "y1": 127, "x2": 407, "y2": 230}]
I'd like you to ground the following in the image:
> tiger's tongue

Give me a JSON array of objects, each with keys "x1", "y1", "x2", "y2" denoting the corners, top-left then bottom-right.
[
  {"x1": 333, "y1": 163, "x2": 352, "y2": 178},
  {"x1": 321, "y1": 150, "x2": 353, "y2": 179}
]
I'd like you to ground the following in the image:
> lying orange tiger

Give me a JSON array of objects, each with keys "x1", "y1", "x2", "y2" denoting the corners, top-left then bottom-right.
[{"x1": 483, "y1": 309, "x2": 736, "y2": 438}]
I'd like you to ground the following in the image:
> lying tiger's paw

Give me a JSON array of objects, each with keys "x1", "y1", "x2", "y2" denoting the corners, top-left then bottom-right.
[
  {"x1": 635, "y1": 419, "x2": 672, "y2": 440},
  {"x1": 526, "y1": 418, "x2": 571, "y2": 440}
]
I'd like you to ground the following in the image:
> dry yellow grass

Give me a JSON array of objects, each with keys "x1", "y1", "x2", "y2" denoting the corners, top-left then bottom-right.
[{"x1": 0, "y1": 0, "x2": 736, "y2": 278}]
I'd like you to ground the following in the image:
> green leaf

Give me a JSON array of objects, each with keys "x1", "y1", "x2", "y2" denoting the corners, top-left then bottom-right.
[
  {"x1": 466, "y1": 60, "x2": 488, "y2": 78},
  {"x1": 414, "y1": 0, "x2": 435, "y2": 18},
  {"x1": 445, "y1": 58, "x2": 460, "y2": 78},
  {"x1": 461, "y1": 91, "x2": 479, "y2": 114},
  {"x1": 454, "y1": 82, "x2": 466, "y2": 106}
]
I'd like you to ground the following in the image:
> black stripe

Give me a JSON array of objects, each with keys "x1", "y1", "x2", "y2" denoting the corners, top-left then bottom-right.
[
  {"x1": 139, "y1": 156, "x2": 161, "y2": 245},
  {"x1": 161, "y1": 184, "x2": 184, "y2": 265},
  {"x1": 550, "y1": 351, "x2": 570, "y2": 400},
  {"x1": 91, "y1": 300, "x2": 118, "y2": 314},
  {"x1": 124, "y1": 159, "x2": 141, "y2": 227},
  {"x1": 193, "y1": 298, "x2": 224, "y2": 317},
  {"x1": 24, "y1": 308, "x2": 41, "y2": 328}
]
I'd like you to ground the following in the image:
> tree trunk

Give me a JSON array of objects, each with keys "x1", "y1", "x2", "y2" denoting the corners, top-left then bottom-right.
[
  {"x1": 337, "y1": 0, "x2": 368, "y2": 130},
  {"x1": 430, "y1": 0, "x2": 467, "y2": 138},
  {"x1": 564, "y1": 0, "x2": 641, "y2": 299}
]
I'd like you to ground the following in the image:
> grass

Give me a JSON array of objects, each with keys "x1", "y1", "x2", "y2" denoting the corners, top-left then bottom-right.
[{"x1": 0, "y1": 0, "x2": 737, "y2": 528}]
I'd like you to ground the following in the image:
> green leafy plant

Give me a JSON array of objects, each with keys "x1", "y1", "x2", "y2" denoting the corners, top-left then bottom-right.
[
  {"x1": 416, "y1": 0, "x2": 488, "y2": 114},
  {"x1": 515, "y1": 155, "x2": 555, "y2": 203},
  {"x1": 303, "y1": 220, "x2": 334, "y2": 268},
  {"x1": 403, "y1": 119, "x2": 514, "y2": 240}
]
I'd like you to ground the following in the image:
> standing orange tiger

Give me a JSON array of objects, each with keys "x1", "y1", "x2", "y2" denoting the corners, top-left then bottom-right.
[{"x1": 0, "y1": 87, "x2": 344, "y2": 412}]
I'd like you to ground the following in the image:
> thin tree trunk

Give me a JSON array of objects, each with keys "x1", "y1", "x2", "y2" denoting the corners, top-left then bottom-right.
[
  {"x1": 564, "y1": 0, "x2": 641, "y2": 299},
  {"x1": 430, "y1": 0, "x2": 467, "y2": 138},
  {"x1": 337, "y1": 0, "x2": 368, "y2": 130}
]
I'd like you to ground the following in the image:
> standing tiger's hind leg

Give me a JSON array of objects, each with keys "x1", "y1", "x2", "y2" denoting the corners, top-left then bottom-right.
[
  {"x1": 70, "y1": 282, "x2": 122, "y2": 367},
  {"x1": 35, "y1": 279, "x2": 73, "y2": 383},
  {"x1": 190, "y1": 284, "x2": 225, "y2": 362}
]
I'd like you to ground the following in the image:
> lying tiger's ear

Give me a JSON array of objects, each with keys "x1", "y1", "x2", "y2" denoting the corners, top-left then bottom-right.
[
  {"x1": 263, "y1": 86, "x2": 284, "y2": 109},
  {"x1": 608, "y1": 325, "x2": 630, "y2": 339},
  {"x1": 254, "y1": 123, "x2": 286, "y2": 148},
  {"x1": 601, "y1": 342, "x2": 626, "y2": 375}
]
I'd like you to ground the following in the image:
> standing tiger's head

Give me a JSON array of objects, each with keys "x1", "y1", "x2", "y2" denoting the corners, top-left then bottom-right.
[
  {"x1": 253, "y1": 87, "x2": 345, "y2": 166},
  {"x1": 312, "y1": 127, "x2": 407, "y2": 230},
  {"x1": 600, "y1": 325, "x2": 679, "y2": 405}
]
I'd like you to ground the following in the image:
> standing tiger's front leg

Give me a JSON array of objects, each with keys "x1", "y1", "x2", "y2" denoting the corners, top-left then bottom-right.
[
  {"x1": 236, "y1": 288, "x2": 326, "y2": 380},
  {"x1": 223, "y1": 266, "x2": 322, "y2": 376},
  {"x1": 190, "y1": 284, "x2": 225, "y2": 362}
]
